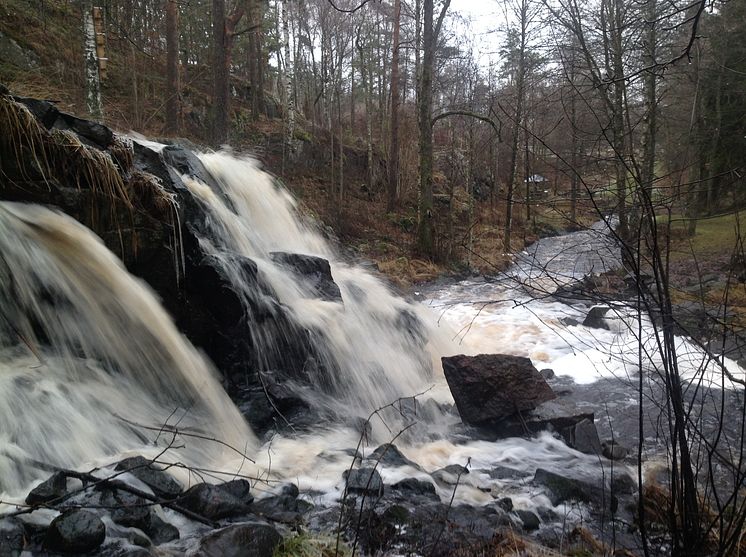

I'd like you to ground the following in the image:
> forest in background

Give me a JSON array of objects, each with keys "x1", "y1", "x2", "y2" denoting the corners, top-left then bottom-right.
[
  {"x1": 1, "y1": 0, "x2": 745, "y2": 284},
  {"x1": 3, "y1": 1, "x2": 746, "y2": 554}
]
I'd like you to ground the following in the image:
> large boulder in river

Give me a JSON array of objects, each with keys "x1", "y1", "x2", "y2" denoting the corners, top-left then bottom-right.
[{"x1": 442, "y1": 354, "x2": 556, "y2": 426}]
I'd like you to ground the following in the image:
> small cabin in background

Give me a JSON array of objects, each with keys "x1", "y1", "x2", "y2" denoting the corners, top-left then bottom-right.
[{"x1": 526, "y1": 174, "x2": 550, "y2": 199}]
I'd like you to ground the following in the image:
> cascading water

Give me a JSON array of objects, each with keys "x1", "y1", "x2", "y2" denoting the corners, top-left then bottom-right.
[
  {"x1": 0, "y1": 202, "x2": 254, "y2": 495},
  {"x1": 183, "y1": 153, "x2": 455, "y2": 434},
  {"x1": 8, "y1": 137, "x2": 740, "y2": 547}
]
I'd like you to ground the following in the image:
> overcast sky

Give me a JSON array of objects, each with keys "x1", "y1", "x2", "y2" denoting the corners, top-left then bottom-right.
[{"x1": 448, "y1": 0, "x2": 509, "y2": 67}]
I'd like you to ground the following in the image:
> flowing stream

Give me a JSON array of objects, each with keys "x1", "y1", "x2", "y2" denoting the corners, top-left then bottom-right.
[{"x1": 2, "y1": 147, "x2": 744, "y2": 536}]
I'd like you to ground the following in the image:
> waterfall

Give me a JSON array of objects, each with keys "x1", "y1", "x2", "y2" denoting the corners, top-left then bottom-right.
[
  {"x1": 184, "y1": 153, "x2": 455, "y2": 435},
  {"x1": 0, "y1": 202, "x2": 254, "y2": 494}
]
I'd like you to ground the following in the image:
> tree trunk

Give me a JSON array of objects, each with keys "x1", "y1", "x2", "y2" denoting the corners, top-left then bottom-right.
[
  {"x1": 248, "y1": 0, "x2": 263, "y2": 119},
  {"x1": 212, "y1": 0, "x2": 245, "y2": 145},
  {"x1": 212, "y1": 0, "x2": 229, "y2": 143},
  {"x1": 388, "y1": 0, "x2": 402, "y2": 211},
  {"x1": 165, "y1": 0, "x2": 180, "y2": 134},
  {"x1": 503, "y1": 0, "x2": 529, "y2": 253},
  {"x1": 416, "y1": 0, "x2": 450, "y2": 258},
  {"x1": 569, "y1": 47, "x2": 579, "y2": 224},
  {"x1": 281, "y1": 0, "x2": 295, "y2": 152},
  {"x1": 83, "y1": 0, "x2": 103, "y2": 121}
]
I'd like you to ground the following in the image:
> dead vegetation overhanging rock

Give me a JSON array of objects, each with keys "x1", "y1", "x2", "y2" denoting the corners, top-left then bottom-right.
[{"x1": 0, "y1": 93, "x2": 180, "y2": 258}]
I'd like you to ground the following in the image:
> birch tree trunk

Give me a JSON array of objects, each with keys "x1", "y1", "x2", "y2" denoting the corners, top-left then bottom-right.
[
  {"x1": 281, "y1": 0, "x2": 295, "y2": 152},
  {"x1": 83, "y1": 0, "x2": 103, "y2": 121}
]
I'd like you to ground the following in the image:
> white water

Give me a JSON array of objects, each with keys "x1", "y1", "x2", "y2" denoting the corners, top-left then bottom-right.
[
  {"x1": 0, "y1": 203, "x2": 254, "y2": 498},
  {"x1": 184, "y1": 153, "x2": 455, "y2": 433},
  {"x1": 176, "y1": 153, "x2": 635, "y2": 519},
  {"x1": 5, "y1": 144, "x2": 742, "y2": 535}
]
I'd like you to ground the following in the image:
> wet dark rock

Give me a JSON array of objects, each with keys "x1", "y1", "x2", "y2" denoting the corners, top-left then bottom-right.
[
  {"x1": 25, "y1": 472, "x2": 67, "y2": 506},
  {"x1": 44, "y1": 509, "x2": 106, "y2": 553},
  {"x1": 344, "y1": 468, "x2": 384, "y2": 497},
  {"x1": 251, "y1": 495, "x2": 313, "y2": 523},
  {"x1": 496, "y1": 497, "x2": 513, "y2": 512},
  {"x1": 0, "y1": 518, "x2": 26, "y2": 555},
  {"x1": 146, "y1": 514, "x2": 179, "y2": 545},
  {"x1": 238, "y1": 371, "x2": 314, "y2": 436},
  {"x1": 99, "y1": 489, "x2": 150, "y2": 530},
  {"x1": 180, "y1": 483, "x2": 253, "y2": 520},
  {"x1": 611, "y1": 472, "x2": 637, "y2": 495},
  {"x1": 369, "y1": 443, "x2": 419, "y2": 469},
  {"x1": 12, "y1": 96, "x2": 59, "y2": 128},
  {"x1": 390, "y1": 478, "x2": 437, "y2": 497},
  {"x1": 442, "y1": 354, "x2": 556, "y2": 426},
  {"x1": 583, "y1": 306, "x2": 611, "y2": 330},
  {"x1": 540, "y1": 368, "x2": 555, "y2": 380},
  {"x1": 270, "y1": 252, "x2": 342, "y2": 302},
  {"x1": 476, "y1": 398, "x2": 595, "y2": 442},
  {"x1": 280, "y1": 483, "x2": 299, "y2": 498},
  {"x1": 486, "y1": 465, "x2": 526, "y2": 480},
  {"x1": 602, "y1": 440, "x2": 629, "y2": 460},
  {"x1": 162, "y1": 145, "x2": 213, "y2": 184},
  {"x1": 115, "y1": 457, "x2": 183, "y2": 500},
  {"x1": 52, "y1": 112, "x2": 114, "y2": 148},
  {"x1": 97, "y1": 543, "x2": 153, "y2": 557},
  {"x1": 192, "y1": 523, "x2": 281, "y2": 557},
  {"x1": 533, "y1": 468, "x2": 617, "y2": 512},
  {"x1": 516, "y1": 509, "x2": 540, "y2": 531},
  {"x1": 431, "y1": 464, "x2": 470, "y2": 485},
  {"x1": 395, "y1": 309, "x2": 426, "y2": 347},
  {"x1": 568, "y1": 418, "x2": 602, "y2": 455},
  {"x1": 219, "y1": 479, "x2": 253, "y2": 504}
]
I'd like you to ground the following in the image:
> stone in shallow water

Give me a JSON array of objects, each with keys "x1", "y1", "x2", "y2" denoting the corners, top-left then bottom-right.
[
  {"x1": 602, "y1": 440, "x2": 629, "y2": 460},
  {"x1": 0, "y1": 518, "x2": 26, "y2": 555},
  {"x1": 25, "y1": 471, "x2": 67, "y2": 506},
  {"x1": 115, "y1": 457, "x2": 183, "y2": 500},
  {"x1": 583, "y1": 305, "x2": 612, "y2": 330},
  {"x1": 147, "y1": 514, "x2": 179, "y2": 545},
  {"x1": 251, "y1": 495, "x2": 313, "y2": 524},
  {"x1": 344, "y1": 468, "x2": 384, "y2": 497},
  {"x1": 180, "y1": 483, "x2": 253, "y2": 520},
  {"x1": 390, "y1": 478, "x2": 437, "y2": 497},
  {"x1": 533, "y1": 468, "x2": 634, "y2": 513},
  {"x1": 192, "y1": 523, "x2": 281, "y2": 557},
  {"x1": 569, "y1": 418, "x2": 603, "y2": 456},
  {"x1": 369, "y1": 443, "x2": 420, "y2": 469},
  {"x1": 516, "y1": 509, "x2": 541, "y2": 531},
  {"x1": 44, "y1": 509, "x2": 106, "y2": 553},
  {"x1": 99, "y1": 488, "x2": 151, "y2": 530}
]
